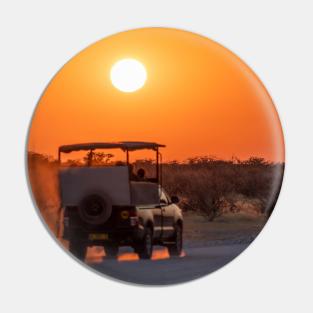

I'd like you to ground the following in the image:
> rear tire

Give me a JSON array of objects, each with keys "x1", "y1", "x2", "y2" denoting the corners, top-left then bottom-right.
[
  {"x1": 138, "y1": 227, "x2": 153, "y2": 260},
  {"x1": 168, "y1": 224, "x2": 183, "y2": 256}
]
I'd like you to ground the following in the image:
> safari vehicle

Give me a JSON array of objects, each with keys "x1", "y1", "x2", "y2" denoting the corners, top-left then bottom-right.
[{"x1": 58, "y1": 141, "x2": 183, "y2": 260}]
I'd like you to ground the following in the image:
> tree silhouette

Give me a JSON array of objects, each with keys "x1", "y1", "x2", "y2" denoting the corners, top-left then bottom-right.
[{"x1": 83, "y1": 151, "x2": 114, "y2": 165}]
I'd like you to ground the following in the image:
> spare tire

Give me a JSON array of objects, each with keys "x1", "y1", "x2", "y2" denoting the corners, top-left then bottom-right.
[{"x1": 78, "y1": 192, "x2": 112, "y2": 225}]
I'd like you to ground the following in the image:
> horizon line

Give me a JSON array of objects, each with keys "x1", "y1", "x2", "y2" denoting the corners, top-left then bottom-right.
[{"x1": 27, "y1": 150, "x2": 285, "y2": 164}]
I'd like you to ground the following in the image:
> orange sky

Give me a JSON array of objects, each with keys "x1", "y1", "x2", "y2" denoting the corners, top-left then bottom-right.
[{"x1": 28, "y1": 28, "x2": 284, "y2": 162}]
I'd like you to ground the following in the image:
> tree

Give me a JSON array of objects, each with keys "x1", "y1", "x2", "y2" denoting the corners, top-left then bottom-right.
[{"x1": 83, "y1": 151, "x2": 114, "y2": 165}]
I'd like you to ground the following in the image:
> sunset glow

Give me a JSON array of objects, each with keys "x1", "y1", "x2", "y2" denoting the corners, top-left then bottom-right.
[{"x1": 28, "y1": 28, "x2": 284, "y2": 162}]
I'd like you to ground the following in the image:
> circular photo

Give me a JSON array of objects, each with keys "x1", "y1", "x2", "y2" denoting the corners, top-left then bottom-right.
[{"x1": 27, "y1": 27, "x2": 284, "y2": 285}]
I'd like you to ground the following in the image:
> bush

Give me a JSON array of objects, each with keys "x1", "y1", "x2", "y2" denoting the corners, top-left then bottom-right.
[
  {"x1": 27, "y1": 152, "x2": 284, "y2": 224},
  {"x1": 161, "y1": 157, "x2": 284, "y2": 220}
]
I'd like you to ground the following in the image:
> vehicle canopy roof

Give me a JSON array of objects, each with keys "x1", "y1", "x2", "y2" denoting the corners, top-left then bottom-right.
[{"x1": 58, "y1": 141, "x2": 165, "y2": 154}]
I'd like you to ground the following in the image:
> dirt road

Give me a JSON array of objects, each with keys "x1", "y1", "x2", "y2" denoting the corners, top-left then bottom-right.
[{"x1": 88, "y1": 244, "x2": 248, "y2": 285}]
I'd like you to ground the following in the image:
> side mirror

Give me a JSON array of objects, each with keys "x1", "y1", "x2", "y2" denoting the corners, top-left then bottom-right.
[{"x1": 171, "y1": 195, "x2": 179, "y2": 204}]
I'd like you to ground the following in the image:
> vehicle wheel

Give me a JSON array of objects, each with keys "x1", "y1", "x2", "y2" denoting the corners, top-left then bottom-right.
[
  {"x1": 78, "y1": 193, "x2": 112, "y2": 225},
  {"x1": 168, "y1": 224, "x2": 183, "y2": 256},
  {"x1": 69, "y1": 239, "x2": 87, "y2": 261},
  {"x1": 104, "y1": 243, "x2": 119, "y2": 259},
  {"x1": 138, "y1": 227, "x2": 153, "y2": 260}
]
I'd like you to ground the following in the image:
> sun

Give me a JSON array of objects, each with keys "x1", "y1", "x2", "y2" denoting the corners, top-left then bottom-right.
[{"x1": 110, "y1": 58, "x2": 147, "y2": 92}]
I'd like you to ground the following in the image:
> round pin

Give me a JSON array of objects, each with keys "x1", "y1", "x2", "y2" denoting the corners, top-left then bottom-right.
[{"x1": 27, "y1": 27, "x2": 284, "y2": 285}]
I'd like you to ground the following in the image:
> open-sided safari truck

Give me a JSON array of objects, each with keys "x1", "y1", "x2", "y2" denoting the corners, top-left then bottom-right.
[{"x1": 58, "y1": 141, "x2": 183, "y2": 260}]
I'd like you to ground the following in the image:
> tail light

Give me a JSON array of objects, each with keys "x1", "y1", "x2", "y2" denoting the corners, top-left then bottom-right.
[
  {"x1": 129, "y1": 208, "x2": 138, "y2": 225},
  {"x1": 120, "y1": 210, "x2": 130, "y2": 219},
  {"x1": 130, "y1": 216, "x2": 139, "y2": 226},
  {"x1": 119, "y1": 207, "x2": 138, "y2": 226},
  {"x1": 120, "y1": 207, "x2": 138, "y2": 226},
  {"x1": 129, "y1": 208, "x2": 137, "y2": 217}
]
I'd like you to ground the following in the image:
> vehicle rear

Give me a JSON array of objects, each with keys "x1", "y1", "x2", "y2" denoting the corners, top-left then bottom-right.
[
  {"x1": 57, "y1": 141, "x2": 183, "y2": 260},
  {"x1": 59, "y1": 165, "x2": 159, "y2": 259}
]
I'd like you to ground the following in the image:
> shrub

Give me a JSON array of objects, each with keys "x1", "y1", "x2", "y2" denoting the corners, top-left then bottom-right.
[{"x1": 27, "y1": 152, "x2": 284, "y2": 224}]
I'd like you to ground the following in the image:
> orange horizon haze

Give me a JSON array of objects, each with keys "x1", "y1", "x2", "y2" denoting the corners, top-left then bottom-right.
[{"x1": 28, "y1": 28, "x2": 285, "y2": 162}]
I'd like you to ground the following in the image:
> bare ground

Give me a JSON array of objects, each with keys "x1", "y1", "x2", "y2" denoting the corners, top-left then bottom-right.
[{"x1": 183, "y1": 210, "x2": 267, "y2": 247}]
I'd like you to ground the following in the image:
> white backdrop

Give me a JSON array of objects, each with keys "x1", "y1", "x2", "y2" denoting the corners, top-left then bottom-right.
[{"x1": 0, "y1": 1, "x2": 312, "y2": 312}]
